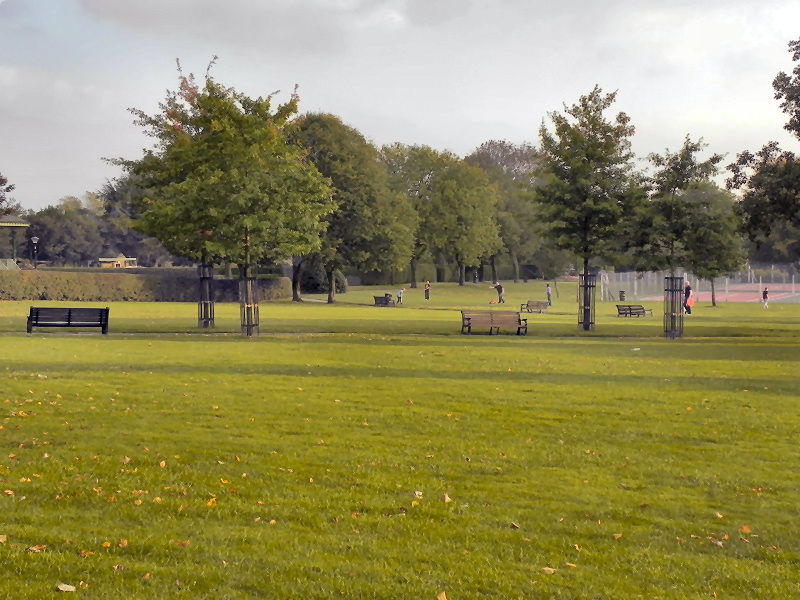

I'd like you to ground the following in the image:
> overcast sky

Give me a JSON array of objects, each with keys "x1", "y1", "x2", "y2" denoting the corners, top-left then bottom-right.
[{"x1": 1, "y1": 0, "x2": 798, "y2": 211}]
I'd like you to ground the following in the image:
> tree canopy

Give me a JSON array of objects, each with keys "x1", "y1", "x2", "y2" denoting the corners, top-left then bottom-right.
[
  {"x1": 535, "y1": 86, "x2": 637, "y2": 276},
  {"x1": 116, "y1": 61, "x2": 333, "y2": 270},
  {"x1": 295, "y1": 114, "x2": 415, "y2": 302},
  {"x1": 728, "y1": 38, "x2": 800, "y2": 258}
]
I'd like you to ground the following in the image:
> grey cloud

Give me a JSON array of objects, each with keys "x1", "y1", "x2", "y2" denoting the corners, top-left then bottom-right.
[{"x1": 78, "y1": 0, "x2": 356, "y2": 56}]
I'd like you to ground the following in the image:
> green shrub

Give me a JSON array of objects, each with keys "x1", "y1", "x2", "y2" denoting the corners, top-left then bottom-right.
[{"x1": 0, "y1": 270, "x2": 291, "y2": 302}]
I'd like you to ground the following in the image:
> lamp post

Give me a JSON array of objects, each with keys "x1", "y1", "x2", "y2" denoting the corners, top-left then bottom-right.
[{"x1": 31, "y1": 236, "x2": 39, "y2": 268}]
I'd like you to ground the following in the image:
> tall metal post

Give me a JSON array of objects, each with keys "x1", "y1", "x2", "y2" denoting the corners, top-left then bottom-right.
[
  {"x1": 578, "y1": 273, "x2": 596, "y2": 331},
  {"x1": 664, "y1": 276, "x2": 684, "y2": 339}
]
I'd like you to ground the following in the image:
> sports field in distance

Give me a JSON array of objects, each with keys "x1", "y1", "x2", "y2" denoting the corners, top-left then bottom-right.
[{"x1": 1, "y1": 282, "x2": 798, "y2": 599}]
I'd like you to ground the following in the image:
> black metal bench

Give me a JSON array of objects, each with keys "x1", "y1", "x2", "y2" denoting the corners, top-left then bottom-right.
[
  {"x1": 27, "y1": 307, "x2": 110, "y2": 334},
  {"x1": 616, "y1": 304, "x2": 652, "y2": 317},
  {"x1": 520, "y1": 300, "x2": 549, "y2": 313},
  {"x1": 461, "y1": 311, "x2": 527, "y2": 335},
  {"x1": 374, "y1": 295, "x2": 396, "y2": 307}
]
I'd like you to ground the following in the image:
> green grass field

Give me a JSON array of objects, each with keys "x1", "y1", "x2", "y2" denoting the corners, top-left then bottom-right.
[{"x1": 1, "y1": 284, "x2": 799, "y2": 599}]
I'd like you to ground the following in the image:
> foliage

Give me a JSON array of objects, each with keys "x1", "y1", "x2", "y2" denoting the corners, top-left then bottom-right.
[
  {"x1": 295, "y1": 114, "x2": 415, "y2": 302},
  {"x1": 683, "y1": 184, "x2": 748, "y2": 301},
  {"x1": 728, "y1": 38, "x2": 800, "y2": 256},
  {"x1": 627, "y1": 136, "x2": 726, "y2": 274},
  {"x1": 536, "y1": 86, "x2": 638, "y2": 275},
  {"x1": 25, "y1": 198, "x2": 105, "y2": 266},
  {"x1": 298, "y1": 260, "x2": 347, "y2": 294},
  {"x1": 381, "y1": 143, "x2": 457, "y2": 285},
  {"x1": 465, "y1": 140, "x2": 543, "y2": 281},
  {"x1": 0, "y1": 269, "x2": 291, "y2": 302},
  {"x1": 428, "y1": 161, "x2": 502, "y2": 284},
  {"x1": 0, "y1": 170, "x2": 14, "y2": 215},
  {"x1": 116, "y1": 61, "x2": 333, "y2": 270}
]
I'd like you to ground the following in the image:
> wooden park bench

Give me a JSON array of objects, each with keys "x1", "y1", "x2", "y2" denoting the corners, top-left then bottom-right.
[
  {"x1": 520, "y1": 300, "x2": 549, "y2": 313},
  {"x1": 373, "y1": 295, "x2": 396, "y2": 307},
  {"x1": 616, "y1": 304, "x2": 652, "y2": 318},
  {"x1": 461, "y1": 311, "x2": 527, "y2": 335},
  {"x1": 27, "y1": 306, "x2": 110, "y2": 334}
]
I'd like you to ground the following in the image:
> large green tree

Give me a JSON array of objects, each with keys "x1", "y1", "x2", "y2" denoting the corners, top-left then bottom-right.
[
  {"x1": 536, "y1": 86, "x2": 638, "y2": 328},
  {"x1": 381, "y1": 144, "x2": 457, "y2": 286},
  {"x1": 121, "y1": 65, "x2": 332, "y2": 269},
  {"x1": 25, "y1": 197, "x2": 104, "y2": 266},
  {"x1": 728, "y1": 38, "x2": 800, "y2": 258},
  {"x1": 116, "y1": 61, "x2": 333, "y2": 331},
  {"x1": 536, "y1": 86, "x2": 637, "y2": 277},
  {"x1": 429, "y1": 160, "x2": 502, "y2": 285},
  {"x1": 465, "y1": 140, "x2": 542, "y2": 282},
  {"x1": 295, "y1": 114, "x2": 415, "y2": 303},
  {"x1": 627, "y1": 135, "x2": 725, "y2": 275},
  {"x1": 683, "y1": 183, "x2": 747, "y2": 306}
]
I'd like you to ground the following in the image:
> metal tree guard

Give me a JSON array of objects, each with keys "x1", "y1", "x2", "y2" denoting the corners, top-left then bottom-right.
[
  {"x1": 578, "y1": 273, "x2": 596, "y2": 331},
  {"x1": 198, "y1": 264, "x2": 215, "y2": 329},
  {"x1": 239, "y1": 264, "x2": 259, "y2": 337},
  {"x1": 664, "y1": 276, "x2": 684, "y2": 339}
]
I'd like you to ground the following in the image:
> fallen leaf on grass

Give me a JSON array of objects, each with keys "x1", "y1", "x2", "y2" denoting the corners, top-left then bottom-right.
[
  {"x1": 101, "y1": 542, "x2": 111, "y2": 548},
  {"x1": 739, "y1": 525, "x2": 752, "y2": 534},
  {"x1": 206, "y1": 498, "x2": 217, "y2": 507},
  {"x1": 613, "y1": 534, "x2": 623, "y2": 540},
  {"x1": 118, "y1": 539, "x2": 128, "y2": 548},
  {"x1": 541, "y1": 567, "x2": 556, "y2": 574},
  {"x1": 57, "y1": 583, "x2": 76, "y2": 592},
  {"x1": 437, "y1": 592, "x2": 447, "y2": 600},
  {"x1": 113, "y1": 564, "x2": 124, "y2": 572},
  {"x1": 565, "y1": 562, "x2": 577, "y2": 568},
  {"x1": 442, "y1": 493, "x2": 452, "y2": 503},
  {"x1": 510, "y1": 522, "x2": 520, "y2": 529},
  {"x1": 28, "y1": 545, "x2": 47, "y2": 552},
  {"x1": 0, "y1": 535, "x2": 7, "y2": 543},
  {"x1": 172, "y1": 540, "x2": 190, "y2": 547},
  {"x1": 714, "y1": 512, "x2": 724, "y2": 519}
]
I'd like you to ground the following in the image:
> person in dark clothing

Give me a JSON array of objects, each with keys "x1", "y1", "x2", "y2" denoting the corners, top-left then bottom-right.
[
  {"x1": 684, "y1": 280, "x2": 693, "y2": 315},
  {"x1": 424, "y1": 281, "x2": 431, "y2": 300},
  {"x1": 762, "y1": 287, "x2": 769, "y2": 309},
  {"x1": 491, "y1": 281, "x2": 505, "y2": 303}
]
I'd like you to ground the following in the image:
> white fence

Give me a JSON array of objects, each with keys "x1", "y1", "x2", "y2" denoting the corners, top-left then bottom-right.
[{"x1": 600, "y1": 269, "x2": 799, "y2": 303}]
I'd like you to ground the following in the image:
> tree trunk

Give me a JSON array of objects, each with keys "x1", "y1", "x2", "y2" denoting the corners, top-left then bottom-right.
[
  {"x1": 458, "y1": 261, "x2": 465, "y2": 286},
  {"x1": 490, "y1": 256, "x2": 498, "y2": 283},
  {"x1": 291, "y1": 257, "x2": 304, "y2": 302},
  {"x1": 326, "y1": 268, "x2": 336, "y2": 304},
  {"x1": 711, "y1": 278, "x2": 716, "y2": 307},
  {"x1": 510, "y1": 251, "x2": 520, "y2": 283},
  {"x1": 435, "y1": 263, "x2": 445, "y2": 283},
  {"x1": 409, "y1": 257, "x2": 418, "y2": 289}
]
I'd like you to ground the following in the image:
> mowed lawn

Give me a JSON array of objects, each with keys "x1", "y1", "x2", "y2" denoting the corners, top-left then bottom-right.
[{"x1": 1, "y1": 286, "x2": 799, "y2": 599}]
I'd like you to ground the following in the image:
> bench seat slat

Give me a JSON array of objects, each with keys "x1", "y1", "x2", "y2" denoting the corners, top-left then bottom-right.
[{"x1": 28, "y1": 307, "x2": 110, "y2": 334}]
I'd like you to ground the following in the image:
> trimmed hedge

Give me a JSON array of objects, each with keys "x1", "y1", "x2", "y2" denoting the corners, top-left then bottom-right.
[{"x1": 0, "y1": 270, "x2": 292, "y2": 302}]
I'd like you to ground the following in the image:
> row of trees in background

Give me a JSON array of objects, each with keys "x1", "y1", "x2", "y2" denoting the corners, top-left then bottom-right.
[{"x1": 3, "y1": 40, "x2": 799, "y2": 306}]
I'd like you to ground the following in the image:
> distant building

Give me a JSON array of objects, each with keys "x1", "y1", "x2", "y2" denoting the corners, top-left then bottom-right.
[{"x1": 98, "y1": 255, "x2": 137, "y2": 268}]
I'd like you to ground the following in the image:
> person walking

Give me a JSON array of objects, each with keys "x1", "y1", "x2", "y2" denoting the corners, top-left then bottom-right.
[
  {"x1": 424, "y1": 280, "x2": 431, "y2": 300},
  {"x1": 491, "y1": 281, "x2": 505, "y2": 304},
  {"x1": 762, "y1": 287, "x2": 769, "y2": 309},
  {"x1": 684, "y1": 280, "x2": 693, "y2": 315},
  {"x1": 546, "y1": 283, "x2": 552, "y2": 306}
]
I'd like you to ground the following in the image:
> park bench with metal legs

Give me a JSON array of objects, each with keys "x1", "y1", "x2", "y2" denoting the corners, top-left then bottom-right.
[
  {"x1": 616, "y1": 304, "x2": 652, "y2": 317},
  {"x1": 461, "y1": 311, "x2": 527, "y2": 335},
  {"x1": 520, "y1": 300, "x2": 549, "y2": 313},
  {"x1": 27, "y1": 306, "x2": 110, "y2": 334}
]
